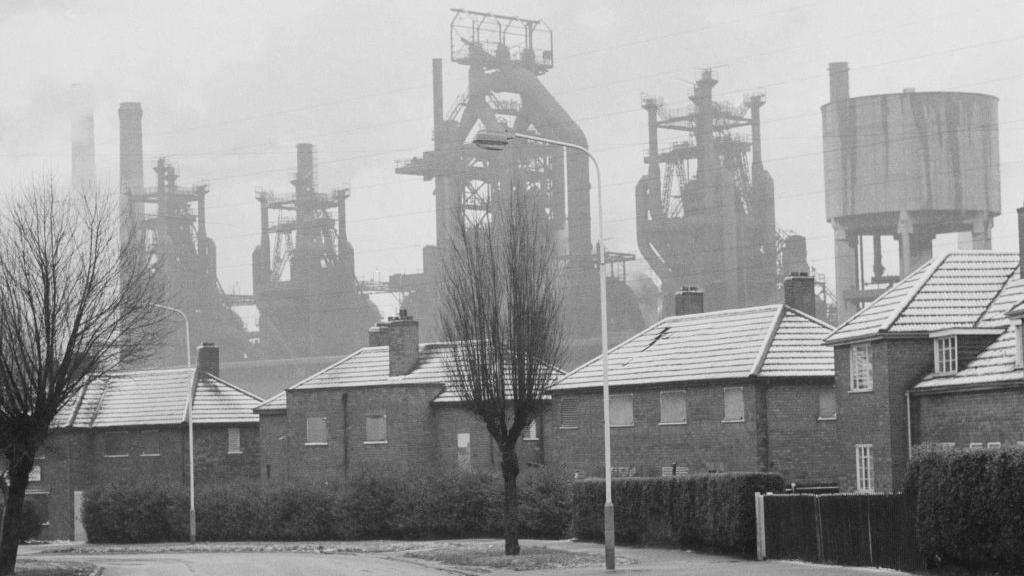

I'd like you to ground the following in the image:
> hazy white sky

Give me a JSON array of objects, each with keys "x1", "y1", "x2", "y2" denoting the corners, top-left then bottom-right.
[{"x1": 3, "y1": 0, "x2": 1023, "y2": 297}]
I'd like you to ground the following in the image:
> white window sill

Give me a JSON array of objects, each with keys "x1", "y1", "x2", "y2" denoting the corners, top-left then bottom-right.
[
  {"x1": 364, "y1": 440, "x2": 388, "y2": 445},
  {"x1": 817, "y1": 416, "x2": 837, "y2": 422},
  {"x1": 848, "y1": 388, "x2": 873, "y2": 394},
  {"x1": 722, "y1": 419, "x2": 745, "y2": 424},
  {"x1": 103, "y1": 454, "x2": 129, "y2": 458},
  {"x1": 305, "y1": 442, "x2": 328, "y2": 447},
  {"x1": 610, "y1": 424, "x2": 634, "y2": 428},
  {"x1": 523, "y1": 438, "x2": 539, "y2": 442},
  {"x1": 659, "y1": 421, "x2": 687, "y2": 426},
  {"x1": 559, "y1": 426, "x2": 578, "y2": 430},
  {"x1": 227, "y1": 450, "x2": 243, "y2": 455},
  {"x1": 140, "y1": 453, "x2": 161, "y2": 457}
]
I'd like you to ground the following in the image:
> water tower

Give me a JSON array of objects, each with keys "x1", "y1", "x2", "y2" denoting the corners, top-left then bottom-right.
[{"x1": 823, "y1": 62, "x2": 1000, "y2": 321}]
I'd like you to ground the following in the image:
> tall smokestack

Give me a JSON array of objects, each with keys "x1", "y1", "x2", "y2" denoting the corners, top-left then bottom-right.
[
  {"x1": 119, "y1": 102, "x2": 144, "y2": 246},
  {"x1": 829, "y1": 62, "x2": 850, "y2": 102},
  {"x1": 432, "y1": 58, "x2": 444, "y2": 146},
  {"x1": 71, "y1": 113, "x2": 95, "y2": 191},
  {"x1": 747, "y1": 94, "x2": 765, "y2": 170},
  {"x1": 1017, "y1": 206, "x2": 1024, "y2": 279}
]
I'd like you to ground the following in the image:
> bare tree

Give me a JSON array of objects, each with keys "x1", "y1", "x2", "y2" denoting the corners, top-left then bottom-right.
[
  {"x1": 0, "y1": 180, "x2": 166, "y2": 575},
  {"x1": 440, "y1": 188, "x2": 566, "y2": 556}
]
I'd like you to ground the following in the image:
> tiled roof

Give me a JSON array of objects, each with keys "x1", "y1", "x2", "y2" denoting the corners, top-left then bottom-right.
[
  {"x1": 827, "y1": 251, "x2": 1019, "y2": 345},
  {"x1": 290, "y1": 343, "x2": 561, "y2": 403},
  {"x1": 56, "y1": 368, "x2": 262, "y2": 428},
  {"x1": 254, "y1": 391, "x2": 286, "y2": 413},
  {"x1": 913, "y1": 328, "x2": 1024, "y2": 392},
  {"x1": 553, "y1": 305, "x2": 834, "y2": 391}
]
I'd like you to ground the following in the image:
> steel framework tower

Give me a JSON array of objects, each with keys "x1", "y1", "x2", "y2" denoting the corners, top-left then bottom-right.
[
  {"x1": 397, "y1": 9, "x2": 643, "y2": 364},
  {"x1": 636, "y1": 71, "x2": 783, "y2": 315}
]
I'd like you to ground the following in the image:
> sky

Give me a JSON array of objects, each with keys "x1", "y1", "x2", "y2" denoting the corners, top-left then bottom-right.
[{"x1": 3, "y1": 0, "x2": 1024, "y2": 303}]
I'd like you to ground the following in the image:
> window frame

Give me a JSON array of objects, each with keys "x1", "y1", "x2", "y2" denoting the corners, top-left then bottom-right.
[
  {"x1": 559, "y1": 398, "x2": 579, "y2": 429},
  {"x1": 609, "y1": 394, "x2": 635, "y2": 428},
  {"x1": 305, "y1": 416, "x2": 328, "y2": 446},
  {"x1": 850, "y1": 344, "x2": 873, "y2": 392},
  {"x1": 139, "y1": 429, "x2": 161, "y2": 457},
  {"x1": 364, "y1": 413, "x2": 388, "y2": 444},
  {"x1": 522, "y1": 419, "x2": 539, "y2": 441},
  {"x1": 103, "y1": 431, "x2": 130, "y2": 458},
  {"x1": 933, "y1": 335, "x2": 958, "y2": 374},
  {"x1": 818, "y1": 387, "x2": 838, "y2": 421},
  {"x1": 855, "y1": 444, "x2": 874, "y2": 493},
  {"x1": 456, "y1": 432, "x2": 471, "y2": 469},
  {"x1": 987, "y1": 441, "x2": 1002, "y2": 449},
  {"x1": 722, "y1": 387, "x2": 745, "y2": 423},
  {"x1": 227, "y1": 427, "x2": 242, "y2": 454},
  {"x1": 659, "y1": 390, "x2": 687, "y2": 425}
]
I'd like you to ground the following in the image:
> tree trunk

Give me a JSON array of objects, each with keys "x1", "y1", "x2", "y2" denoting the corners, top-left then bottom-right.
[
  {"x1": 500, "y1": 446, "x2": 520, "y2": 556},
  {"x1": 0, "y1": 448, "x2": 35, "y2": 576}
]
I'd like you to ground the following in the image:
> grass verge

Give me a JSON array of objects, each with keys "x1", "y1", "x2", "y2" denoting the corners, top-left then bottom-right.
[{"x1": 405, "y1": 542, "x2": 606, "y2": 571}]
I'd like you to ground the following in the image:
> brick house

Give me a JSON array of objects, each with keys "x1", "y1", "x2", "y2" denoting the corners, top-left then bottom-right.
[
  {"x1": 546, "y1": 275, "x2": 839, "y2": 487},
  {"x1": 255, "y1": 311, "x2": 555, "y2": 487},
  {"x1": 826, "y1": 249, "x2": 1024, "y2": 493},
  {"x1": 24, "y1": 343, "x2": 262, "y2": 540}
]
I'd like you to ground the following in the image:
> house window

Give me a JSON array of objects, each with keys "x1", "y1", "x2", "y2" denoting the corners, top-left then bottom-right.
[
  {"x1": 140, "y1": 430, "x2": 161, "y2": 456},
  {"x1": 610, "y1": 395, "x2": 634, "y2": 427},
  {"x1": 28, "y1": 465, "x2": 41, "y2": 483},
  {"x1": 559, "y1": 399, "x2": 579, "y2": 429},
  {"x1": 818, "y1": 387, "x2": 837, "y2": 420},
  {"x1": 933, "y1": 336, "x2": 958, "y2": 374},
  {"x1": 365, "y1": 413, "x2": 387, "y2": 444},
  {"x1": 457, "y1": 433, "x2": 471, "y2": 469},
  {"x1": 227, "y1": 427, "x2": 242, "y2": 454},
  {"x1": 723, "y1": 387, "x2": 744, "y2": 422},
  {"x1": 937, "y1": 442, "x2": 956, "y2": 450},
  {"x1": 305, "y1": 417, "x2": 327, "y2": 445},
  {"x1": 969, "y1": 442, "x2": 983, "y2": 450},
  {"x1": 659, "y1": 390, "x2": 687, "y2": 424},
  {"x1": 987, "y1": 442, "x2": 1002, "y2": 449},
  {"x1": 855, "y1": 444, "x2": 874, "y2": 493},
  {"x1": 850, "y1": 344, "x2": 873, "y2": 391},
  {"x1": 104, "y1": 431, "x2": 129, "y2": 457},
  {"x1": 523, "y1": 419, "x2": 538, "y2": 441}
]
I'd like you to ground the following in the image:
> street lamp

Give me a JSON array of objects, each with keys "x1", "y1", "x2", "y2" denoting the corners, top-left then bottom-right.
[
  {"x1": 473, "y1": 129, "x2": 615, "y2": 571},
  {"x1": 153, "y1": 303, "x2": 196, "y2": 544}
]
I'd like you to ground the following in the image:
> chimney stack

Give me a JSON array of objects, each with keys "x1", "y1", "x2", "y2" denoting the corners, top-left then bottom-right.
[
  {"x1": 71, "y1": 112, "x2": 95, "y2": 191},
  {"x1": 197, "y1": 342, "x2": 219, "y2": 377},
  {"x1": 118, "y1": 102, "x2": 144, "y2": 247},
  {"x1": 1017, "y1": 206, "x2": 1024, "y2": 279},
  {"x1": 674, "y1": 287, "x2": 704, "y2": 316},
  {"x1": 784, "y1": 272, "x2": 816, "y2": 317},
  {"x1": 368, "y1": 309, "x2": 420, "y2": 376},
  {"x1": 828, "y1": 62, "x2": 850, "y2": 103}
]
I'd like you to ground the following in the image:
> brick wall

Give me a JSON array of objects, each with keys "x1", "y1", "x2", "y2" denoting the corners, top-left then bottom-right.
[
  {"x1": 285, "y1": 384, "x2": 444, "y2": 486},
  {"x1": 834, "y1": 339, "x2": 933, "y2": 493},
  {"x1": 432, "y1": 404, "x2": 545, "y2": 471},
  {"x1": 193, "y1": 425, "x2": 260, "y2": 485},
  {"x1": 258, "y1": 413, "x2": 289, "y2": 485},
  {"x1": 765, "y1": 379, "x2": 840, "y2": 485},
  {"x1": 914, "y1": 387, "x2": 1024, "y2": 447}
]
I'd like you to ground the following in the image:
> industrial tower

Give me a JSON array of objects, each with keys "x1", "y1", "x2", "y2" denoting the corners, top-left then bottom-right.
[
  {"x1": 118, "y1": 102, "x2": 247, "y2": 366},
  {"x1": 397, "y1": 9, "x2": 644, "y2": 365},
  {"x1": 636, "y1": 71, "x2": 795, "y2": 315},
  {"x1": 252, "y1": 143, "x2": 379, "y2": 359},
  {"x1": 822, "y1": 62, "x2": 1001, "y2": 321}
]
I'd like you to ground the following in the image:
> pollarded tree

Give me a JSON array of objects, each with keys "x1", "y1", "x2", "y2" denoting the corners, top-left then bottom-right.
[
  {"x1": 0, "y1": 181, "x2": 166, "y2": 575},
  {"x1": 440, "y1": 187, "x2": 566, "y2": 556}
]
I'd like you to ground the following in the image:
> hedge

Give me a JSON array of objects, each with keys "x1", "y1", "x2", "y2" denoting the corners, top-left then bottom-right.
[
  {"x1": 571, "y1": 473, "x2": 784, "y2": 556},
  {"x1": 905, "y1": 446, "x2": 1024, "y2": 572},
  {"x1": 84, "y1": 467, "x2": 570, "y2": 543}
]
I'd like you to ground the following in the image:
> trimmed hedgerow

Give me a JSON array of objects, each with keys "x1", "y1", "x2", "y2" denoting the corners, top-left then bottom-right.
[
  {"x1": 84, "y1": 467, "x2": 571, "y2": 543},
  {"x1": 905, "y1": 446, "x2": 1024, "y2": 572},
  {"x1": 571, "y1": 473, "x2": 784, "y2": 556}
]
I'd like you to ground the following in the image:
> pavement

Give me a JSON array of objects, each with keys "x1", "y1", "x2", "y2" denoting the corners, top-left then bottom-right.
[{"x1": 19, "y1": 538, "x2": 914, "y2": 576}]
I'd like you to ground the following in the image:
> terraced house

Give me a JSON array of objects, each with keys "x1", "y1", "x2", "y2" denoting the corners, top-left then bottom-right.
[
  {"x1": 25, "y1": 344, "x2": 262, "y2": 540},
  {"x1": 826, "y1": 248, "x2": 1024, "y2": 493},
  {"x1": 546, "y1": 275, "x2": 840, "y2": 488}
]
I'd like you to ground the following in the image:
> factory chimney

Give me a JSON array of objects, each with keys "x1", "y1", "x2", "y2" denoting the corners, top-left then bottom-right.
[
  {"x1": 828, "y1": 62, "x2": 850, "y2": 102},
  {"x1": 119, "y1": 102, "x2": 144, "y2": 245},
  {"x1": 1017, "y1": 205, "x2": 1024, "y2": 279},
  {"x1": 71, "y1": 112, "x2": 95, "y2": 191}
]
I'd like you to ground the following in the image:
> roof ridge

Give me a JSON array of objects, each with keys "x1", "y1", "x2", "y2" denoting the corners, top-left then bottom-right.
[
  {"x1": 108, "y1": 366, "x2": 194, "y2": 376},
  {"x1": 288, "y1": 346, "x2": 373, "y2": 391},
  {"x1": 750, "y1": 305, "x2": 786, "y2": 376},
  {"x1": 879, "y1": 252, "x2": 950, "y2": 333},
  {"x1": 784, "y1": 304, "x2": 835, "y2": 331},
  {"x1": 254, "y1": 390, "x2": 286, "y2": 410},
  {"x1": 556, "y1": 316, "x2": 675, "y2": 385},
  {"x1": 973, "y1": 262, "x2": 1020, "y2": 327},
  {"x1": 201, "y1": 372, "x2": 265, "y2": 403}
]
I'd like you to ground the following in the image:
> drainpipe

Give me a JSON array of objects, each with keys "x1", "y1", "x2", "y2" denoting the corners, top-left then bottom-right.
[{"x1": 905, "y1": 391, "x2": 913, "y2": 461}]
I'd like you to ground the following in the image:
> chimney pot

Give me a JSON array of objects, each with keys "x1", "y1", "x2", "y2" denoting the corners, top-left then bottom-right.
[
  {"x1": 783, "y1": 273, "x2": 816, "y2": 317},
  {"x1": 673, "y1": 287, "x2": 704, "y2": 316},
  {"x1": 197, "y1": 342, "x2": 219, "y2": 378}
]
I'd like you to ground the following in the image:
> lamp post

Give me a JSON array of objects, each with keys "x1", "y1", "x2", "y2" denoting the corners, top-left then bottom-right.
[
  {"x1": 154, "y1": 303, "x2": 196, "y2": 544},
  {"x1": 473, "y1": 130, "x2": 615, "y2": 571}
]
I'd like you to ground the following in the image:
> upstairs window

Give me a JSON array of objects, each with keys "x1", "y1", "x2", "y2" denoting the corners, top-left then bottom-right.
[
  {"x1": 850, "y1": 344, "x2": 873, "y2": 391},
  {"x1": 140, "y1": 430, "x2": 161, "y2": 456},
  {"x1": 818, "y1": 387, "x2": 837, "y2": 420},
  {"x1": 659, "y1": 390, "x2": 687, "y2": 424},
  {"x1": 609, "y1": 395, "x2": 634, "y2": 427},
  {"x1": 933, "y1": 335, "x2": 958, "y2": 374},
  {"x1": 523, "y1": 419, "x2": 538, "y2": 441},
  {"x1": 723, "y1": 387, "x2": 744, "y2": 422},
  {"x1": 365, "y1": 413, "x2": 387, "y2": 444},
  {"x1": 227, "y1": 427, "x2": 242, "y2": 454},
  {"x1": 305, "y1": 417, "x2": 327, "y2": 445},
  {"x1": 104, "y1": 432, "x2": 129, "y2": 457},
  {"x1": 559, "y1": 399, "x2": 579, "y2": 429}
]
